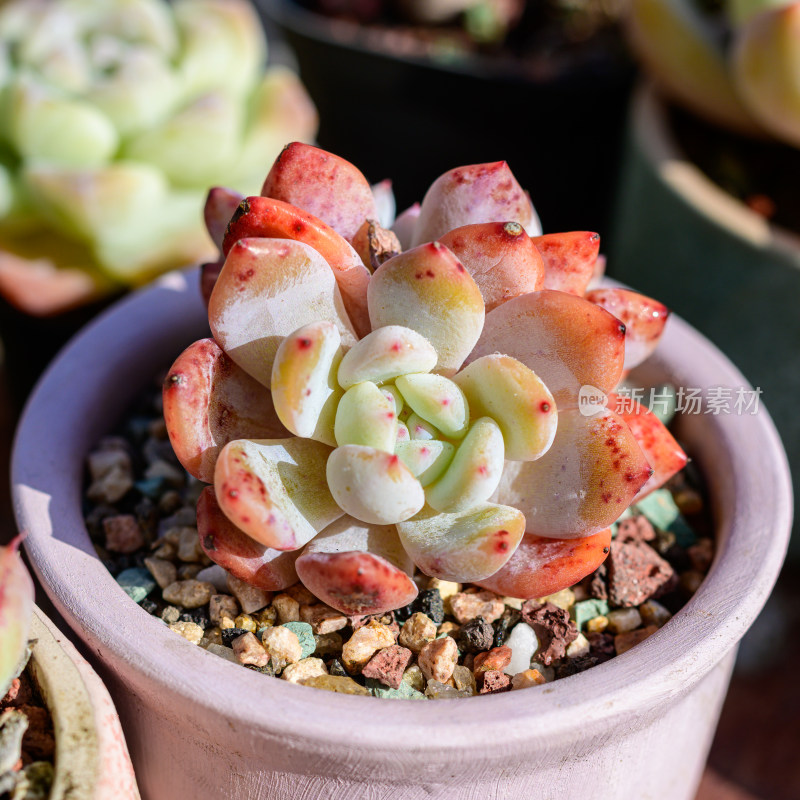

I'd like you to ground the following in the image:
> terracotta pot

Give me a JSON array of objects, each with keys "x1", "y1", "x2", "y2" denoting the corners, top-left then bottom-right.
[
  {"x1": 11, "y1": 268, "x2": 792, "y2": 800},
  {"x1": 26, "y1": 605, "x2": 140, "y2": 800},
  {"x1": 609, "y1": 82, "x2": 800, "y2": 557}
]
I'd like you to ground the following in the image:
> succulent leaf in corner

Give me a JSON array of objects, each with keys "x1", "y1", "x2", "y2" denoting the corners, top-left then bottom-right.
[{"x1": 0, "y1": 536, "x2": 34, "y2": 699}]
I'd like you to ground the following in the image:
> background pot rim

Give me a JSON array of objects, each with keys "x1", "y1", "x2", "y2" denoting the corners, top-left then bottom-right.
[
  {"x1": 11, "y1": 268, "x2": 792, "y2": 757},
  {"x1": 633, "y1": 81, "x2": 800, "y2": 263}
]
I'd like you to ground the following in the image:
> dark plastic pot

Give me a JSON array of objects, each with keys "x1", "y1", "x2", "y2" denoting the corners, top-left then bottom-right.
[{"x1": 258, "y1": 0, "x2": 635, "y2": 235}]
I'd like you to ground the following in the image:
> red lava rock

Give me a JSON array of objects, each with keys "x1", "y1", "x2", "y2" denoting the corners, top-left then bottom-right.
[
  {"x1": 520, "y1": 601, "x2": 578, "y2": 666},
  {"x1": 473, "y1": 646, "x2": 512, "y2": 674},
  {"x1": 102, "y1": 514, "x2": 144, "y2": 553},
  {"x1": 589, "y1": 564, "x2": 608, "y2": 601},
  {"x1": 606, "y1": 539, "x2": 675, "y2": 607},
  {"x1": 361, "y1": 644, "x2": 413, "y2": 689},
  {"x1": 478, "y1": 669, "x2": 512, "y2": 694},
  {"x1": 616, "y1": 515, "x2": 656, "y2": 543}
]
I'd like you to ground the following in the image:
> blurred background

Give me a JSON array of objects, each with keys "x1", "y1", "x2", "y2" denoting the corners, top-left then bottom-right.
[{"x1": 1, "y1": 0, "x2": 798, "y2": 797}]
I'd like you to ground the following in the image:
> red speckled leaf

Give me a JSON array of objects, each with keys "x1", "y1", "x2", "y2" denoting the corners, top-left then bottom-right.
[
  {"x1": 532, "y1": 231, "x2": 600, "y2": 296},
  {"x1": 586, "y1": 288, "x2": 670, "y2": 370},
  {"x1": 609, "y1": 394, "x2": 687, "y2": 498},
  {"x1": 468, "y1": 290, "x2": 626, "y2": 407},
  {"x1": 222, "y1": 195, "x2": 371, "y2": 336},
  {"x1": 476, "y1": 528, "x2": 612, "y2": 599},
  {"x1": 163, "y1": 338, "x2": 286, "y2": 482},
  {"x1": 412, "y1": 161, "x2": 540, "y2": 246},
  {"x1": 261, "y1": 142, "x2": 378, "y2": 242},
  {"x1": 493, "y1": 408, "x2": 652, "y2": 538},
  {"x1": 197, "y1": 487, "x2": 299, "y2": 591},
  {"x1": 438, "y1": 221, "x2": 544, "y2": 312}
]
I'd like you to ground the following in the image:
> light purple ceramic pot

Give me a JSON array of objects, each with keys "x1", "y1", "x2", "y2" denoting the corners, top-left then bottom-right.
[{"x1": 12, "y1": 269, "x2": 792, "y2": 800}]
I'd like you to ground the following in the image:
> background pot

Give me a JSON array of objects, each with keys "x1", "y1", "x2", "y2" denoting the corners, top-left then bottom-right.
[
  {"x1": 12, "y1": 269, "x2": 792, "y2": 800},
  {"x1": 609, "y1": 82, "x2": 800, "y2": 558},
  {"x1": 258, "y1": 0, "x2": 634, "y2": 234},
  {"x1": 27, "y1": 605, "x2": 140, "y2": 800}
]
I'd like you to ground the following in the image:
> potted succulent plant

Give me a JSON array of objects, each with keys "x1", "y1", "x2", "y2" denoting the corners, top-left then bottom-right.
[
  {"x1": 12, "y1": 144, "x2": 792, "y2": 800},
  {"x1": 0, "y1": 0, "x2": 317, "y2": 402},
  {"x1": 610, "y1": 0, "x2": 800, "y2": 554},
  {"x1": 257, "y1": 0, "x2": 634, "y2": 234},
  {"x1": 1, "y1": 538, "x2": 140, "y2": 799}
]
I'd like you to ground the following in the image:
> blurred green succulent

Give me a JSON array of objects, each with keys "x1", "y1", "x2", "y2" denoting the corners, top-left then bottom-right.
[
  {"x1": 626, "y1": 0, "x2": 800, "y2": 147},
  {"x1": 0, "y1": 0, "x2": 317, "y2": 309}
]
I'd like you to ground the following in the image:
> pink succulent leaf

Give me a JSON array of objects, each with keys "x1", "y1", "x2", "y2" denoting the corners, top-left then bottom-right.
[
  {"x1": 493, "y1": 408, "x2": 652, "y2": 538},
  {"x1": 208, "y1": 238, "x2": 357, "y2": 389},
  {"x1": 586, "y1": 288, "x2": 670, "y2": 371},
  {"x1": 412, "y1": 160, "x2": 541, "y2": 246},
  {"x1": 370, "y1": 179, "x2": 396, "y2": 229},
  {"x1": 203, "y1": 186, "x2": 244, "y2": 250},
  {"x1": 468, "y1": 289, "x2": 625, "y2": 408},
  {"x1": 392, "y1": 203, "x2": 420, "y2": 250},
  {"x1": 197, "y1": 487, "x2": 299, "y2": 591},
  {"x1": 163, "y1": 338, "x2": 287, "y2": 483},
  {"x1": 200, "y1": 260, "x2": 224, "y2": 308},
  {"x1": 261, "y1": 142, "x2": 379, "y2": 242},
  {"x1": 532, "y1": 231, "x2": 601, "y2": 296},
  {"x1": 438, "y1": 221, "x2": 544, "y2": 312},
  {"x1": 475, "y1": 528, "x2": 612, "y2": 599},
  {"x1": 0, "y1": 535, "x2": 34, "y2": 698}
]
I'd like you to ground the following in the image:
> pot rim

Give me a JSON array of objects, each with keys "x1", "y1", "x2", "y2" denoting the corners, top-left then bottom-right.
[
  {"x1": 11, "y1": 268, "x2": 792, "y2": 757},
  {"x1": 633, "y1": 81, "x2": 800, "y2": 263}
]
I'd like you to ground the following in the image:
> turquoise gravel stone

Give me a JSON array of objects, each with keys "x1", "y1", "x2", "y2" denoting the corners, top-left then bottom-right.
[
  {"x1": 634, "y1": 489, "x2": 696, "y2": 547},
  {"x1": 366, "y1": 678, "x2": 425, "y2": 700},
  {"x1": 116, "y1": 567, "x2": 156, "y2": 603},
  {"x1": 572, "y1": 599, "x2": 609, "y2": 631},
  {"x1": 282, "y1": 622, "x2": 315, "y2": 659}
]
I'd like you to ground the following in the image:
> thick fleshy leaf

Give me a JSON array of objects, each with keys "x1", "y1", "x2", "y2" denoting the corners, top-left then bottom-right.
[
  {"x1": 296, "y1": 516, "x2": 417, "y2": 615},
  {"x1": 208, "y1": 238, "x2": 357, "y2": 388},
  {"x1": 203, "y1": 186, "x2": 243, "y2": 250},
  {"x1": 337, "y1": 326, "x2": 437, "y2": 389},
  {"x1": 371, "y1": 179, "x2": 396, "y2": 228},
  {"x1": 532, "y1": 231, "x2": 600, "y2": 296},
  {"x1": 222, "y1": 195, "x2": 371, "y2": 337},
  {"x1": 395, "y1": 374, "x2": 470, "y2": 439},
  {"x1": 469, "y1": 290, "x2": 626, "y2": 407},
  {"x1": 407, "y1": 413, "x2": 439, "y2": 441},
  {"x1": 412, "y1": 161, "x2": 541, "y2": 245},
  {"x1": 438, "y1": 222, "x2": 544, "y2": 311},
  {"x1": 586, "y1": 288, "x2": 670, "y2": 371},
  {"x1": 368, "y1": 242, "x2": 485, "y2": 376},
  {"x1": 335, "y1": 382, "x2": 398, "y2": 452},
  {"x1": 493, "y1": 409, "x2": 652, "y2": 538},
  {"x1": 271, "y1": 322, "x2": 343, "y2": 446},
  {"x1": 163, "y1": 338, "x2": 286, "y2": 482},
  {"x1": 326, "y1": 445, "x2": 425, "y2": 525},
  {"x1": 609, "y1": 394, "x2": 688, "y2": 498},
  {"x1": 197, "y1": 487, "x2": 299, "y2": 591},
  {"x1": 453, "y1": 354, "x2": 557, "y2": 461},
  {"x1": 392, "y1": 203, "x2": 420, "y2": 249},
  {"x1": 0, "y1": 536, "x2": 34, "y2": 699},
  {"x1": 200, "y1": 260, "x2": 224, "y2": 307},
  {"x1": 395, "y1": 440, "x2": 455, "y2": 486},
  {"x1": 261, "y1": 142, "x2": 378, "y2": 241},
  {"x1": 397, "y1": 503, "x2": 525, "y2": 582},
  {"x1": 425, "y1": 418, "x2": 505, "y2": 513},
  {"x1": 475, "y1": 529, "x2": 612, "y2": 599},
  {"x1": 214, "y1": 438, "x2": 342, "y2": 551}
]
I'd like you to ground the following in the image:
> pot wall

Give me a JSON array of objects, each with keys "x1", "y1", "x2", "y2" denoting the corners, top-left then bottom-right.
[
  {"x1": 609, "y1": 83, "x2": 800, "y2": 556},
  {"x1": 12, "y1": 270, "x2": 791, "y2": 800}
]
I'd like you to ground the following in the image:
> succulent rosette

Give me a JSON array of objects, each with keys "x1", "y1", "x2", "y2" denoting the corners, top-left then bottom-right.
[
  {"x1": 0, "y1": 0, "x2": 317, "y2": 313},
  {"x1": 164, "y1": 143, "x2": 686, "y2": 616}
]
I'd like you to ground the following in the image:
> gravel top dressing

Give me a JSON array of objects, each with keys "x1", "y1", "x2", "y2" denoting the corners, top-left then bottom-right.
[{"x1": 82, "y1": 373, "x2": 714, "y2": 700}]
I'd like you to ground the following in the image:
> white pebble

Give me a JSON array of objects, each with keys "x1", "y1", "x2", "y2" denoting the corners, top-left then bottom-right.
[{"x1": 504, "y1": 622, "x2": 538, "y2": 676}]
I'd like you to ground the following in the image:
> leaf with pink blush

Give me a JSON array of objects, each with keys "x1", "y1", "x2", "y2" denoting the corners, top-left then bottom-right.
[
  {"x1": 586, "y1": 288, "x2": 670, "y2": 370},
  {"x1": 392, "y1": 203, "x2": 420, "y2": 249},
  {"x1": 295, "y1": 516, "x2": 418, "y2": 615},
  {"x1": 468, "y1": 290, "x2": 626, "y2": 408},
  {"x1": 214, "y1": 438, "x2": 343, "y2": 551},
  {"x1": 475, "y1": 529, "x2": 612, "y2": 599},
  {"x1": 163, "y1": 338, "x2": 287, "y2": 482},
  {"x1": 367, "y1": 242, "x2": 485, "y2": 376},
  {"x1": 493, "y1": 408, "x2": 652, "y2": 538},
  {"x1": 0, "y1": 535, "x2": 34, "y2": 698},
  {"x1": 412, "y1": 161, "x2": 540, "y2": 246},
  {"x1": 222, "y1": 195, "x2": 371, "y2": 337},
  {"x1": 609, "y1": 394, "x2": 687, "y2": 498},
  {"x1": 203, "y1": 186, "x2": 243, "y2": 250},
  {"x1": 208, "y1": 238, "x2": 357, "y2": 389},
  {"x1": 200, "y1": 260, "x2": 223, "y2": 307},
  {"x1": 438, "y1": 221, "x2": 544, "y2": 311},
  {"x1": 261, "y1": 142, "x2": 378, "y2": 242},
  {"x1": 197, "y1": 487, "x2": 299, "y2": 591},
  {"x1": 532, "y1": 231, "x2": 600, "y2": 296}
]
